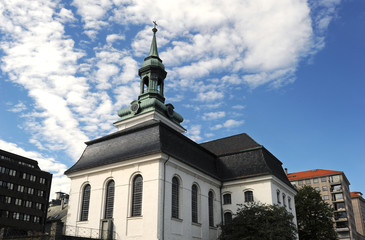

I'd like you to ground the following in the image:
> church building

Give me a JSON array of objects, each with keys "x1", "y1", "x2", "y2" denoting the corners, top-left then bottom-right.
[{"x1": 65, "y1": 25, "x2": 297, "y2": 240}]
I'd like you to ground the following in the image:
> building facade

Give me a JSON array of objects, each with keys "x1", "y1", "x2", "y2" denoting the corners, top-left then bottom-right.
[
  {"x1": 65, "y1": 26, "x2": 297, "y2": 240},
  {"x1": 0, "y1": 149, "x2": 52, "y2": 235},
  {"x1": 351, "y1": 192, "x2": 365, "y2": 239},
  {"x1": 287, "y1": 169, "x2": 357, "y2": 240}
]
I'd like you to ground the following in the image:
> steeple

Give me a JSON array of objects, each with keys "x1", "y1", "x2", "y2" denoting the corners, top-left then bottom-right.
[{"x1": 114, "y1": 23, "x2": 184, "y2": 133}]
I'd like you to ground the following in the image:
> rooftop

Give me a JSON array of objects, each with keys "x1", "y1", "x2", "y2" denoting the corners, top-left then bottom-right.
[{"x1": 287, "y1": 169, "x2": 342, "y2": 181}]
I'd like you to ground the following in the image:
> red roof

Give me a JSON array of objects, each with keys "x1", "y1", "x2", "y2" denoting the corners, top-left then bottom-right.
[
  {"x1": 287, "y1": 169, "x2": 342, "y2": 181},
  {"x1": 351, "y1": 192, "x2": 363, "y2": 198}
]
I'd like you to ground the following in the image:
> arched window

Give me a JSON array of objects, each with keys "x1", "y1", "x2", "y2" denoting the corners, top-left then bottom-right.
[
  {"x1": 244, "y1": 190, "x2": 253, "y2": 202},
  {"x1": 171, "y1": 177, "x2": 179, "y2": 219},
  {"x1": 283, "y1": 193, "x2": 286, "y2": 207},
  {"x1": 208, "y1": 191, "x2": 214, "y2": 227},
  {"x1": 80, "y1": 184, "x2": 90, "y2": 221},
  {"x1": 104, "y1": 180, "x2": 115, "y2": 219},
  {"x1": 132, "y1": 175, "x2": 143, "y2": 216},
  {"x1": 224, "y1": 212, "x2": 232, "y2": 225},
  {"x1": 192, "y1": 184, "x2": 198, "y2": 223}
]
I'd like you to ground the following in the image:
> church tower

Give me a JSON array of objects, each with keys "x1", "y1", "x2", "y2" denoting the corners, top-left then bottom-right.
[{"x1": 114, "y1": 24, "x2": 184, "y2": 133}]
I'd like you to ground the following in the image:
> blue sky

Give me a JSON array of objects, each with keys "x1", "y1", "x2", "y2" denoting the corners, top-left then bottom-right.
[{"x1": 0, "y1": 0, "x2": 364, "y2": 198}]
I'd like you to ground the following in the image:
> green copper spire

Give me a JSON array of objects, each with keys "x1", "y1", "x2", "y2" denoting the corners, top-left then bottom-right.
[
  {"x1": 147, "y1": 26, "x2": 159, "y2": 59},
  {"x1": 115, "y1": 23, "x2": 183, "y2": 128}
]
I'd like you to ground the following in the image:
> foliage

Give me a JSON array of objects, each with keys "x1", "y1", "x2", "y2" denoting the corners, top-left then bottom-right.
[
  {"x1": 295, "y1": 185, "x2": 338, "y2": 240},
  {"x1": 219, "y1": 202, "x2": 297, "y2": 240}
]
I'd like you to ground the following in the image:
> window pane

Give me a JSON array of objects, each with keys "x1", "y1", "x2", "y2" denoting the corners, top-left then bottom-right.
[
  {"x1": 132, "y1": 175, "x2": 143, "y2": 217},
  {"x1": 104, "y1": 180, "x2": 114, "y2": 219},
  {"x1": 245, "y1": 191, "x2": 253, "y2": 202},
  {"x1": 223, "y1": 194, "x2": 231, "y2": 205},
  {"x1": 224, "y1": 212, "x2": 232, "y2": 225},
  {"x1": 171, "y1": 177, "x2": 179, "y2": 219},
  {"x1": 80, "y1": 184, "x2": 91, "y2": 221},
  {"x1": 192, "y1": 185, "x2": 198, "y2": 223},
  {"x1": 208, "y1": 191, "x2": 214, "y2": 227}
]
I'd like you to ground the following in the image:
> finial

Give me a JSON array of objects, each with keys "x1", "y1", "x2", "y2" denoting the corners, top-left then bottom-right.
[{"x1": 152, "y1": 21, "x2": 158, "y2": 33}]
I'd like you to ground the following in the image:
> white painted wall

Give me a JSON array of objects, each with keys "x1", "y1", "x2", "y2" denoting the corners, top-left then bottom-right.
[{"x1": 66, "y1": 153, "x2": 297, "y2": 240}]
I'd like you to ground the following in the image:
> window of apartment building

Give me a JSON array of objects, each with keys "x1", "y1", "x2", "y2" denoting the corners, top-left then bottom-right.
[
  {"x1": 330, "y1": 175, "x2": 340, "y2": 183},
  {"x1": 39, "y1": 178, "x2": 46, "y2": 184},
  {"x1": 171, "y1": 177, "x2": 180, "y2": 219},
  {"x1": 313, "y1": 178, "x2": 318, "y2": 183},
  {"x1": 333, "y1": 193, "x2": 344, "y2": 201},
  {"x1": 191, "y1": 184, "x2": 199, "y2": 223},
  {"x1": 208, "y1": 191, "x2": 214, "y2": 227},
  {"x1": 321, "y1": 177, "x2": 327, "y2": 182},
  {"x1": 33, "y1": 216, "x2": 40, "y2": 223},
  {"x1": 28, "y1": 188, "x2": 34, "y2": 195},
  {"x1": 298, "y1": 180, "x2": 303, "y2": 186},
  {"x1": 13, "y1": 212, "x2": 20, "y2": 220},
  {"x1": 332, "y1": 184, "x2": 342, "y2": 192},
  {"x1": 36, "y1": 203, "x2": 43, "y2": 210},
  {"x1": 315, "y1": 187, "x2": 320, "y2": 191},
  {"x1": 223, "y1": 193, "x2": 231, "y2": 205},
  {"x1": 334, "y1": 211, "x2": 347, "y2": 220},
  {"x1": 17, "y1": 185, "x2": 24, "y2": 192},
  {"x1": 244, "y1": 191, "x2": 254, "y2": 202},
  {"x1": 336, "y1": 221, "x2": 348, "y2": 228},
  {"x1": 24, "y1": 214, "x2": 30, "y2": 222},
  {"x1": 25, "y1": 200, "x2": 32, "y2": 208},
  {"x1": 323, "y1": 195, "x2": 329, "y2": 200},
  {"x1": 80, "y1": 184, "x2": 91, "y2": 221},
  {"x1": 305, "y1": 179, "x2": 311, "y2": 184},
  {"x1": 322, "y1": 186, "x2": 328, "y2": 191},
  {"x1": 37, "y1": 190, "x2": 44, "y2": 197},
  {"x1": 334, "y1": 202, "x2": 345, "y2": 210},
  {"x1": 30, "y1": 175, "x2": 36, "y2": 182},
  {"x1": 15, "y1": 198, "x2": 22, "y2": 206},
  {"x1": 131, "y1": 175, "x2": 143, "y2": 217},
  {"x1": 277, "y1": 190, "x2": 281, "y2": 204}
]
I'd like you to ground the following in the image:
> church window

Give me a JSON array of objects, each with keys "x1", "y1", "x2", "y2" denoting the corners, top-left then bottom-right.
[
  {"x1": 80, "y1": 184, "x2": 91, "y2": 221},
  {"x1": 277, "y1": 190, "x2": 281, "y2": 204},
  {"x1": 244, "y1": 191, "x2": 253, "y2": 202},
  {"x1": 283, "y1": 193, "x2": 286, "y2": 207},
  {"x1": 223, "y1": 193, "x2": 231, "y2": 205},
  {"x1": 104, "y1": 180, "x2": 114, "y2": 219},
  {"x1": 288, "y1": 197, "x2": 292, "y2": 209},
  {"x1": 224, "y1": 212, "x2": 232, "y2": 225},
  {"x1": 131, "y1": 175, "x2": 143, "y2": 217},
  {"x1": 208, "y1": 191, "x2": 214, "y2": 227},
  {"x1": 192, "y1": 184, "x2": 199, "y2": 223},
  {"x1": 171, "y1": 177, "x2": 180, "y2": 219}
]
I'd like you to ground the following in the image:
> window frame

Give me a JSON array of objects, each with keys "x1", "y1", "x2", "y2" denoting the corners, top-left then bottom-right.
[
  {"x1": 80, "y1": 184, "x2": 91, "y2": 221},
  {"x1": 244, "y1": 190, "x2": 254, "y2": 203},
  {"x1": 104, "y1": 180, "x2": 115, "y2": 219},
  {"x1": 191, "y1": 184, "x2": 199, "y2": 223},
  {"x1": 223, "y1": 193, "x2": 231, "y2": 205},
  {"x1": 131, "y1": 174, "x2": 143, "y2": 217},
  {"x1": 208, "y1": 191, "x2": 214, "y2": 227},
  {"x1": 171, "y1": 176, "x2": 180, "y2": 219}
]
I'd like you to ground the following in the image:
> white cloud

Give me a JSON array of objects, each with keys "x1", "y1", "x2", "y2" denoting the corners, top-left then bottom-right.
[
  {"x1": 202, "y1": 111, "x2": 226, "y2": 121},
  {"x1": 0, "y1": 139, "x2": 70, "y2": 200},
  {"x1": 106, "y1": 34, "x2": 125, "y2": 44},
  {"x1": 7, "y1": 101, "x2": 27, "y2": 113},
  {"x1": 212, "y1": 119, "x2": 244, "y2": 130},
  {"x1": 187, "y1": 125, "x2": 202, "y2": 142}
]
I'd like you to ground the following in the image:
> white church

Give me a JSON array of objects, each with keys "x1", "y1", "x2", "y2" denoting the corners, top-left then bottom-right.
[{"x1": 65, "y1": 25, "x2": 297, "y2": 240}]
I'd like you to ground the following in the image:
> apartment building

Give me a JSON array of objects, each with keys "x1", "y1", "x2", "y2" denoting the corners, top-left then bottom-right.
[
  {"x1": 287, "y1": 169, "x2": 356, "y2": 240},
  {"x1": 0, "y1": 149, "x2": 52, "y2": 236},
  {"x1": 351, "y1": 192, "x2": 365, "y2": 239}
]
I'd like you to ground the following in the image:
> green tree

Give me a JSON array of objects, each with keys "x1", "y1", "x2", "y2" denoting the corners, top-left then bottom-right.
[
  {"x1": 295, "y1": 185, "x2": 338, "y2": 240},
  {"x1": 219, "y1": 202, "x2": 297, "y2": 240}
]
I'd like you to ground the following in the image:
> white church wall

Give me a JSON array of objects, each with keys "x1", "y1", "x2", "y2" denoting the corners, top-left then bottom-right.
[
  {"x1": 66, "y1": 153, "x2": 164, "y2": 240},
  {"x1": 162, "y1": 156, "x2": 221, "y2": 240}
]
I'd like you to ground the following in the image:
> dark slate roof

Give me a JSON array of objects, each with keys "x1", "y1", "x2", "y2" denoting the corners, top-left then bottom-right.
[
  {"x1": 200, "y1": 133, "x2": 261, "y2": 155},
  {"x1": 200, "y1": 134, "x2": 294, "y2": 190},
  {"x1": 65, "y1": 120, "x2": 219, "y2": 178},
  {"x1": 66, "y1": 120, "x2": 293, "y2": 189}
]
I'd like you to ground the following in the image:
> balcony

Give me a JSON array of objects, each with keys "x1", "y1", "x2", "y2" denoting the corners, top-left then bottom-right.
[{"x1": 63, "y1": 225, "x2": 117, "y2": 240}]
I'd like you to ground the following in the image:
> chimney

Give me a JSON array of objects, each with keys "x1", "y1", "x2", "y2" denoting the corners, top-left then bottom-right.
[{"x1": 285, "y1": 168, "x2": 288, "y2": 175}]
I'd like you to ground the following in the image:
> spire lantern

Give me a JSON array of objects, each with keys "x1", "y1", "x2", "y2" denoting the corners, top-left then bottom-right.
[{"x1": 114, "y1": 22, "x2": 184, "y2": 132}]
